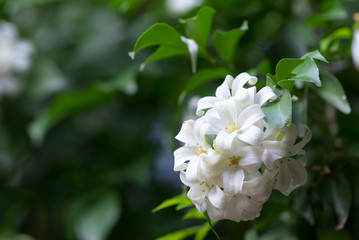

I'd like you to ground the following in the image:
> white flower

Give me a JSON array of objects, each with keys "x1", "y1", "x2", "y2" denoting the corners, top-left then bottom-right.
[
  {"x1": 196, "y1": 73, "x2": 276, "y2": 116},
  {"x1": 0, "y1": 21, "x2": 34, "y2": 96},
  {"x1": 352, "y1": 14, "x2": 359, "y2": 71},
  {"x1": 173, "y1": 72, "x2": 311, "y2": 222},
  {"x1": 166, "y1": 0, "x2": 203, "y2": 15}
]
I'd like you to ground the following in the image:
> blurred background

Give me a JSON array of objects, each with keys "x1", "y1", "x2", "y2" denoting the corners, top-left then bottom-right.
[{"x1": 0, "y1": 0, "x2": 359, "y2": 239}]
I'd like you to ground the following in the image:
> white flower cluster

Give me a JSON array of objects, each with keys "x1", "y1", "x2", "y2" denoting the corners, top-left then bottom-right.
[
  {"x1": 0, "y1": 21, "x2": 34, "y2": 96},
  {"x1": 174, "y1": 73, "x2": 311, "y2": 222}
]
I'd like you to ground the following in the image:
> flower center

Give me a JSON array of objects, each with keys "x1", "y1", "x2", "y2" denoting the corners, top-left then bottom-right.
[
  {"x1": 230, "y1": 157, "x2": 239, "y2": 166},
  {"x1": 197, "y1": 147, "x2": 207, "y2": 155},
  {"x1": 229, "y1": 126, "x2": 236, "y2": 133}
]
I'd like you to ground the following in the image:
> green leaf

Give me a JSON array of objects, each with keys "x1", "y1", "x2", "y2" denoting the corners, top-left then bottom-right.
[
  {"x1": 312, "y1": 70, "x2": 351, "y2": 114},
  {"x1": 181, "y1": 6, "x2": 215, "y2": 48},
  {"x1": 183, "y1": 207, "x2": 206, "y2": 220},
  {"x1": 275, "y1": 58, "x2": 304, "y2": 81},
  {"x1": 141, "y1": 45, "x2": 188, "y2": 70},
  {"x1": 291, "y1": 58, "x2": 321, "y2": 87},
  {"x1": 156, "y1": 227, "x2": 199, "y2": 240},
  {"x1": 244, "y1": 228, "x2": 259, "y2": 240},
  {"x1": 307, "y1": 0, "x2": 347, "y2": 25},
  {"x1": 301, "y1": 50, "x2": 329, "y2": 63},
  {"x1": 28, "y1": 68, "x2": 137, "y2": 145},
  {"x1": 266, "y1": 74, "x2": 277, "y2": 90},
  {"x1": 131, "y1": 23, "x2": 187, "y2": 57},
  {"x1": 317, "y1": 175, "x2": 352, "y2": 230},
  {"x1": 194, "y1": 223, "x2": 212, "y2": 240},
  {"x1": 152, "y1": 194, "x2": 193, "y2": 213},
  {"x1": 262, "y1": 88, "x2": 292, "y2": 128},
  {"x1": 213, "y1": 21, "x2": 248, "y2": 63},
  {"x1": 74, "y1": 192, "x2": 121, "y2": 240},
  {"x1": 185, "y1": 67, "x2": 230, "y2": 93},
  {"x1": 320, "y1": 27, "x2": 352, "y2": 53}
]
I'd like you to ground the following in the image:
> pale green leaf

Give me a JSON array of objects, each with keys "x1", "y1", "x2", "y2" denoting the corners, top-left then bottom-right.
[
  {"x1": 182, "y1": 207, "x2": 205, "y2": 220},
  {"x1": 181, "y1": 6, "x2": 215, "y2": 48},
  {"x1": 194, "y1": 223, "x2": 212, "y2": 240},
  {"x1": 142, "y1": 45, "x2": 188, "y2": 69},
  {"x1": 132, "y1": 23, "x2": 186, "y2": 55},
  {"x1": 75, "y1": 192, "x2": 121, "y2": 240},
  {"x1": 292, "y1": 58, "x2": 321, "y2": 87},
  {"x1": 152, "y1": 194, "x2": 193, "y2": 213},
  {"x1": 156, "y1": 227, "x2": 199, "y2": 240},
  {"x1": 313, "y1": 71, "x2": 351, "y2": 114},
  {"x1": 262, "y1": 88, "x2": 292, "y2": 128},
  {"x1": 301, "y1": 50, "x2": 329, "y2": 63},
  {"x1": 213, "y1": 21, "x2": 248, "y2": 63}
]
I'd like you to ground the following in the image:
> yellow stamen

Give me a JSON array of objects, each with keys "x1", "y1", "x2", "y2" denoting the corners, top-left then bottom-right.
[
  {"x1": 205, "y1": 182, "x2": 210, "y2": 188},
  {"x1": 230, "y1": 157, "x2": 239, "y2": 165},
  {"x1": 197, "y1": 147, "x2": 206, "y2": 155},
  {"x1": 229, "y1": 126, "x2": 236, "y2": 133}
]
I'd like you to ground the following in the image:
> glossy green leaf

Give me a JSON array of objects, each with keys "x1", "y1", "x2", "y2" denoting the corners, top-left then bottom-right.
[
  {"x1": 181, "y1": 6, "x2": 215, "y2": 48},
  {"x1": 141, "y1": 45, "x2": 188, "y2": 70},
  {"x1": 275, "y1": 58, "x2": 304, "y2": 81},
  {"x1": 301, "y1": 50, "x2": 329, "y2": 63},
  {"x1": 312, "y1": 71, "x2": 351, "y2": 114},
  {"x1": 266, "y1": 74, "x2": 277, "y2": 91},
  {"x1": 152, "y1": 194, "x2": 193, "y2": 213},
  {"x1": 130, "y1": 23, "x2": 187, "y2": 58},
  {"x1": 291, "y1": 58, "x2": 321, "y2": 87},
  {"x1": 182, "y1": 207, "x2": 205, "y2": 220},
  {"x1": 262, "y1": 88, "x2": 292, "y2": 128},
  {"x1": 194, "y1": 223, "x2": 212, "y2": 240},
  {"x1": 74, "y1": 192, "x2": 121, "y2": 240},
  {"x1": 156, "y1": 226, "x2": 199, "y2": 240},
  {"x1": 320, "y1": 27, "x2": 352, "y2": 53},
  {"x1": 213, "y1": 21, "x2": 248, "y2": 63}
]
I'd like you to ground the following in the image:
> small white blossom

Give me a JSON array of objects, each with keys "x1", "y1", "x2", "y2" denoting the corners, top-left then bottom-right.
[
  {"x1": 0, "y1": 21, "x2": 34, "y2": 96},
  {"x1": 174, "y1": 72, "x2": 311, "y2": 222}
]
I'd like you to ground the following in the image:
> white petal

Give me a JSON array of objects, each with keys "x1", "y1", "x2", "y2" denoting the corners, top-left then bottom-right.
[
  {"x1": 255, "y1": 86, "x2": 277, "y2": 106},
  {"x1": 175, "y1": 120, "x2": 195, "y2": 144},
  {"x1": 242, "y1": 176, "x2": 271, "y2": 201},
  {"x1": 186, "y1": 157, "x2": 200, "y2": 182},
  {"x1": 196, "y1": 96, "x2": 217, "y2": 116},
  {"x1": 237, "y1": 104, "x2": 265, "y2": 130},
  {"x1": 215, "y1": 75, "x2": 233, "y2": 99},
  {"x1": 238, "y1": 125, "x2": 263, "y2": 146},
  {"x1": 352, "y1": 30, "x2": 359, "y2": 71},
  {"x1": 223, "y1": 168, "x2": 244, "y2": 194},
  {"x1": 200, "y1": 149, "x2": 227, "y2": 178},
  {"x1": 173, "y1": 146, "x2": 196, "y2": 171},
  {"x1": 274, "y1": 160, "x2": 291, "y2": 195},
  {"x1": 187, "y1": 185, "x2": 207, "y2": 213},
  {"x1": 207, "y1": 185, "x2": 226, "y2": 209},
  {"x1": 232, "y1": 72, "x2": 258, "y2": 93},
  {"x1": 215, "y1": 130, "x2": 236, "y2": 153},
  {"x1": 181, "y1": 36, "x2": 198, "y2": 73},
  {"x1": 290, "y1": 127, "x2": 312, "y2": 156},
  {"x1": 261, "y1": 148, "x2": 282, "y2": 170},
  {"x1": 287, "y1": 158, "x2": 307, "y2": 187},
  {"x1": 193, "y1": 117, "x2": 211, "y2": 147},
  {"x1": 206, "y1": 200, "x2": 225, "y2": 222},
  {"x1": 214, "y1": 98, "x2": 238, "y2": 126}
]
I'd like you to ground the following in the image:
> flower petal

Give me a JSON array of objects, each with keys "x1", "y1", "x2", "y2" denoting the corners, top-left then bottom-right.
[
  {"x1": 223, "y1": 168, "x2": 244, "y2": 194},
  {"x1": 196, "y1": 96, "x2": 217, "y2": 116},
  {"x1": 181, "y1": 36, "x2": 198, "y2": 73},
  {"x1": 173, "y1": 146, "x2": 196, "y2": 171},
  {"x1": 207, "y1": 185, "x2": 226, "y2": 209},
  {"x1": 238, "y1": 125, "x2": 263, "y2": 146},
  {"x1": 255, "y1": 86, "x2": 277, "y2": 106},
  {"x1": 215, "y1": 75, "x2": 233, "y2": 99},
  {"x1": 290, "y1": 127, "x2": 312, "y2": 156},
  {"x1": 237, "y1": 104, "x2": 265, "y2": 130},
  {"x1": 232, "y1": 72, "x2": 258, "y2": 94},
  {"x1": 175, "y1": 120, "x2": 195, "y2": 144}
]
